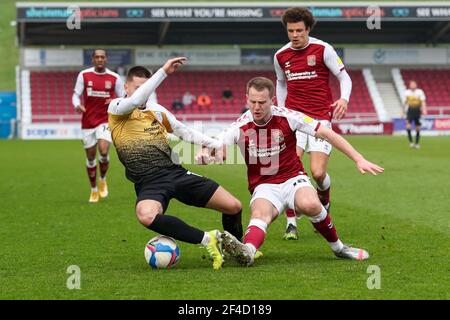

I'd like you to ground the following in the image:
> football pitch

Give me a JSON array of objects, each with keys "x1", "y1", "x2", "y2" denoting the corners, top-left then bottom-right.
[{"x1": 0, "y1": 136, "x2": 449, "y2": 300}]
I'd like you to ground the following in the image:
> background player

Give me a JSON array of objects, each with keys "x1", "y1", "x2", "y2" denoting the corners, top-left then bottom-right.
[
  {"x1": 72, "y1": 49, "x2": 125, "y2": 203},
  {"x1": 274, "y1": 7, "x2": 353, "y2": 240},
  {"x1": 403, "y1": 80, "x2": 427, "y2": 149},
  {"x1": 198, "y1": 77, "x2": 383, "y2": 265},
  {"x1": 108, "y1": 58, "x2": 243, "y2": 270}
]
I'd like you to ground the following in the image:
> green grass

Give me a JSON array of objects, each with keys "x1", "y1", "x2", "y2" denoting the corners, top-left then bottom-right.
[{"x1": 0, "y1": 136, "x2": 449, "y2": 299}]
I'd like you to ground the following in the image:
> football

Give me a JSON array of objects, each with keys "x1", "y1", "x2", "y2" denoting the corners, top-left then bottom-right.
[{"x1": 144, "y1": 235, "x2": 180, "y2": 269}]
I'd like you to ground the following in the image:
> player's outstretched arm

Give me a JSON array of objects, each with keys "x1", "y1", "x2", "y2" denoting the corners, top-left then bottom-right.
[
  {"x1": 109, "y1": 57, "x2": 186, "y2": 115},
  {"x1": 316, "y1": 126, "x2": 384, "y2": 175},
  {"x1": 162, "y1": 107, "x2": 222, "y2": 150}
]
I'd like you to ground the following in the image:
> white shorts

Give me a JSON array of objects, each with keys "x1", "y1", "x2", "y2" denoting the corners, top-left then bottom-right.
[
  {"x1": 296, "y1": 120, "x2": 332, "y2": 155},
  {"x1": 250, "y1": 175, "x2": 314, "y2": 215},
  {"x1": 82, "y1": 123, "x2": 111, "y2": 149}
]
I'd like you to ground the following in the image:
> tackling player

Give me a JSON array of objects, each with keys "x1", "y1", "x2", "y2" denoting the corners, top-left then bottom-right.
[
  {"x1": 108, "y1": 57, "x2": 243, "y2": 270},
  {"x1": 72, "y1": 49, "x2": 125, "y2": 203}
]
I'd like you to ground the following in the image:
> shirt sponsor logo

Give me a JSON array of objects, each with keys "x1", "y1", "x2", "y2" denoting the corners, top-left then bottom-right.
[
  {"x1": 285, "y1": 70, "x2": 318, "y2": 81},
  {"x1": 247, "y1": 138, "x2": 286, "y2": 158},
  {"x1": 307, "y1": 55, "x2": 316, "y2": 66},
  {"x1": 86, "y1": 88, "x2": 110, "y2": 98}
]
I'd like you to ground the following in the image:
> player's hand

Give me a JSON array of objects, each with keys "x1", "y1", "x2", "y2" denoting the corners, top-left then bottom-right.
[
  {"x1": 104, "y1": 98, "x2": 112, "y2": 105},
  {"x1": 331, "y1": 99, "x2": 348, "y2": 120},
  {"x1": 212, "y1": 147, "x2": 226, "y2": 164},
  {"x1": 422, "y1": 109, "x2": 428, "y2": 116},
  {"x1": 163, "y1": 57, "x2": 187, "y2": 75},
  {"x1": 195, "y1": 147, "x2": 214, "y2": 165},
  {"x1": 356, "y1": 158, "x2": 384, "y2": 176},
  {"x1": 75, "y1": 105, "x2": 86, "y2": 113}
]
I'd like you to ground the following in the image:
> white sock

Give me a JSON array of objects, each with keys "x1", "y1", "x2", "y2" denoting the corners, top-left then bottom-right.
[
  {"x1": 308, "y1": 206, "x2": 328, "y2": 223},
  {"x1": 201, "y1": 232, "x2": 211, "y2": 246},
  {"x1": 99, "y1": 154, "x2": 110, "y2": 163},
  {"x1": 317, "y1": 173, "x2": 331, "y2": 191},
  {"x1": 86, "y1": 159, "x2": 97, "y2": 168},
  {"x1": 246, "y1": 243, "x2": 257, "y2": 256},
  {"x1": 286, "y1": 216, "x2": 297, "y2": 228},
  {"x1": 329, "y1": 239, "x2": 344, "y2": 253},
  {"x1": 91, "y1": 187, "x2": 98, "y2": 192},
  {"x1": 99, "y1": 176, "x2": 106, "y2": 182}
]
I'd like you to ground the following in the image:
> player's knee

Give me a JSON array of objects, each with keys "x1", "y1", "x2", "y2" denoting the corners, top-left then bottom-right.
[
  {"x1": 228, "y1": 198, "x2": 242, "y2": 214},
  {"x1": 250, "y1": 208, "x2": 270, "y2": 223},
  {"x1": 296, "y1": 198, "x2": 322, "y2": 216},
  {"x1": 311, "y1": 170, "x2": 327, "y2": 184},
  {"x1": 136, "y1": 206, "x2": 158, "y2": 226}
]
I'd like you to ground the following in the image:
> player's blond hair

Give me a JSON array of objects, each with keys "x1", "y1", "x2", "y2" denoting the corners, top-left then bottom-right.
[{"x1": 246, "y1": 77, "x2": 275, "y2": 98}]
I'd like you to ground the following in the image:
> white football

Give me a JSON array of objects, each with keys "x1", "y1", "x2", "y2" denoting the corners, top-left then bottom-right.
[{"x1": 144, "y1": 235, "x2": 180, "y2": 269}]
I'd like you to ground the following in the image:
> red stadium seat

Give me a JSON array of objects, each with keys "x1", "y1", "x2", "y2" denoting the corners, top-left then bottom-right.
[{"x1": 29, "y1": 69, "x2": 378, "y2": 122}]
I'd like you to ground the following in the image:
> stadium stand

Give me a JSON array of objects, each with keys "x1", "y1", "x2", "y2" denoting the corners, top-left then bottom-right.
[
  {"x1": 30, "y1": 70, "x2": 79, "y2": 123},
  {"x1": 399, "y1": 69, "x2": 450, "y2": 115},
  {"x1": 29, "y1": 69, "x2": 377, "y2": 122}
]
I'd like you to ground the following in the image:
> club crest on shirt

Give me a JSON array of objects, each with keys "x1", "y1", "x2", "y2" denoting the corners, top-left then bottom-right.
[
  {"x1": 271, "y1": 129, "x2": 284, "y2": 143},
  {"x1": 307, "y1": 55, "x2": 316, "y2": 66},
  {"x1": 87, "y1": 81, "x2": 93, "y2": 87},
  {"x1": 105, "y1": 81, "x2": 112, "y2": 89}
]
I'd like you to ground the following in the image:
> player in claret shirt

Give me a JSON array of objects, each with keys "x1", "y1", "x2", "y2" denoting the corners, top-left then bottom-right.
[
  {"x1": 197, "y1": 77, "x2": 383, "y2": 266},
  {"x1": 274, "y1": 8, "x2": 353, "y2": 240},
  {"x1": 72, "y1": 49, "x2": 125, "y2": 203}
]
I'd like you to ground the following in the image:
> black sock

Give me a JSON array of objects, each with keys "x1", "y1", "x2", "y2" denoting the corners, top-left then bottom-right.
[
  {"x1": 415, "y1": 131, "x2": 420, "y2": 144},
  {"x1": 222, "y1": 210, "x2": 243, "y2": 241},
  {"x1": 407, "y1": 129, "x2": 412, "y2": 143},
  {"x1": 147, "y1": 214, "x2": 204, "y2": 244}
]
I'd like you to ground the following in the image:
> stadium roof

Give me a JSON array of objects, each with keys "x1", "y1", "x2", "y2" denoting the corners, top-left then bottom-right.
[{"x1": 16, "y1": 2, "x2": 450, "y2": 46}]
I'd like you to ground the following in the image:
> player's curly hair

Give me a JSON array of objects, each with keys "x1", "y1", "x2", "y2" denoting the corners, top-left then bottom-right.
[
  {"x1": 282, "y1": 7, "x2": 316, "y2": 30},
  {"x1": 247, "y1": 77, "x2": 275, "y2": 98}
]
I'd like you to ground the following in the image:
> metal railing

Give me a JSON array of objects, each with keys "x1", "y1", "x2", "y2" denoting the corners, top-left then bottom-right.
[
  {"x1": 30, "y1": 112, "x2": 383, "y2": 123},
  {"x1": 427, "y1": 106, "x2": 450, "y2": 117}
]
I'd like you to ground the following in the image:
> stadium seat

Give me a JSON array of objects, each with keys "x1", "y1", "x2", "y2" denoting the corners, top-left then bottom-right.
[{"x1": 29, "y1": 69, "x2": 377, "y2": 122}]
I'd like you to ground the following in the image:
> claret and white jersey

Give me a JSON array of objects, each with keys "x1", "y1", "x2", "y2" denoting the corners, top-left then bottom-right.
[
  {"x1": 274, "y1": 37, "x2": 345, "y2": 121},
  {"x1": 220, "y1": 106, "x2": 321, "y2": 193},
  {"x1": 73, "y1": 67, "x2": 124, "y2": 129}
]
